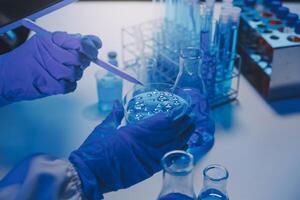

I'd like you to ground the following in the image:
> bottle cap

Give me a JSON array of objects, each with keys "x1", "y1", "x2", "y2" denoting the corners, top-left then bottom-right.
[
  {"x1": 295, "y1": 20, "x2": 300, "y2": 34},
  {"x1": 271, "y1": 1, "x2": 281, "y2": 12},
  {"x1": 276, "y1": 6, "x2": 289, "y2": 20},
  {"x1": 286, "y1": 13, "x2": 299, "y2": 27},
  {"x1": 108, "y1": 51, "x2": 117, "y2": 59}
]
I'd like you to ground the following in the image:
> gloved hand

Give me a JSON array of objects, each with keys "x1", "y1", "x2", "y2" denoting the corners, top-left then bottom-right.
[
  {"x1": 185, "y1": 88, "x2": 215, "y2": 156},
  {"x1": 0, "y1": 31, "x2": 101, "y2": 105},
  {"x1": 69, "y1": 101, "x2": 195, "y2": 200}
]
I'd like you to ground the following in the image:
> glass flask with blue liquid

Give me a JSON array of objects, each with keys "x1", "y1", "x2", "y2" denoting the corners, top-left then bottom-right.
[
  {"x1": 157, "y1": 150, "x2": 196, "y2": 200},
  {"x1": 174, "y1": 47, "x2": 214, "y2": 161},
  {"x1": 96, "y1": 51, "x2": 123, "y2": 113},
  {"x1": 198, "y1": 164, "x2": 229, "y2": 200}
]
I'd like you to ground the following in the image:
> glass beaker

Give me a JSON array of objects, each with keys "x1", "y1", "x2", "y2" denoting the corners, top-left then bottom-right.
[
  {"x1": 198, "y1": 164, "x2": 229, "y2": 200},
  {"x1": 157, "y1": 150, "x2": 196, "y2": 200},
  {"x1": 123, "y1": 83, "x2": 191, "y2": 124}
]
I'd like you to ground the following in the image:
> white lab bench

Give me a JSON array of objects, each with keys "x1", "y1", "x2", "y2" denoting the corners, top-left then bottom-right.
[{"x1": 1, "y1": 2, "x2": 300, "y2": 200}]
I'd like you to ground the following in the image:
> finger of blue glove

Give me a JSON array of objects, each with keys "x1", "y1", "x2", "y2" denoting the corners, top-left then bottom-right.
[
  {"x1": 96, "y1": 101, "x2": 124, "y2": 130},
  {"x1": 32, "y1": 69, "x2": 77, "y2": 95},
  {"x1": 80, "y1": 36, "x2": 101, "y2": 60},
  {"x1": 40, "y1": 33, "x2": 83, "y2": 67},
  {"x1": 52, "y1": 31, "x2": 102, "y2": 65},
  {"x1": 82, "y1": 101, "x2": 124, "y2": 141},
  {"x1": 37, "y1": 39, "x2": 84, "y2": 82},
  {"x1": 83, "y1": 35, "x2": 102, "y2": 49},
  {"x1": 124, "y1": 114, "x2": 195, "y2": 149}
]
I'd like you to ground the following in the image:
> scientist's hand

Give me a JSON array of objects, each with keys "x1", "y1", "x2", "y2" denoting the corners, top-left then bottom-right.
[
  {"x1": 69, "y1": 101, "x2": 195, "y2": 200},
  {"x1": 0, "y1": 31, "x2": 101, "y2": 105}
]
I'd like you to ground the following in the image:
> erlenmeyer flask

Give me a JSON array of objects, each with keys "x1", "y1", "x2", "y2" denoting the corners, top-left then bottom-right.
[
  {"x1": 198, "y1": 164, "x2": 229, "y2": 200},
  {"x1": 157, "y1": 150, "x2": 196, "y2": 200},
  {"x1": 174, "y1": 47, "x2": 214, "y2": 161}
]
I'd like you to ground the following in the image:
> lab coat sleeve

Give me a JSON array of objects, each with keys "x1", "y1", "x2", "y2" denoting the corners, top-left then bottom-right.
[{"x1": 0, "y1": 154, "x2": 86, "y2": 200}]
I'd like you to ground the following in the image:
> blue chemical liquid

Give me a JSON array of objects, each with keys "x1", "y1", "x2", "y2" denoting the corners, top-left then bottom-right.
[
  {"x1": 201, "y1": 52, "x2": 217, "y2": 100},
  {"x1": 98, "y1": 74, "x2": 122, "y2": 113},
  {"x1": 198, "y1": 189, "x2": 228, "y2": 200},
  {"x1": 200, "y1": 30, "x2": 211, "y2": 52},
  {"x1": 223, "y1": 25, "x2": 239, "y2": 94},
  {"x1": 126, "y1": 91, "x2": 188, "y2": 123},
  {"x1": 159, "y1": 193, "x2": 194, "y2": 200}
]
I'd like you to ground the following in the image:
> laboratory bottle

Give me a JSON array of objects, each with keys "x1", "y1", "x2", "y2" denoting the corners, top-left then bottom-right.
[
  {"x1": 295, "y1": 20, "x2": 300, "y2": 35},
  {"x1": 157, "y1": 150, "x2": 196, "y2": 200},
  {"x1": 174, "y1": 47, "x2": 214, "y2": 160},
  {"x1": 198, "y1": 164, "x2": 229, "y2": 200},
  {"x1": 96, "y1": 51, "x2": 123, "y2": 113},
  {"x1": 283, "y1": 13, "x2": 299, "y2": 33}
]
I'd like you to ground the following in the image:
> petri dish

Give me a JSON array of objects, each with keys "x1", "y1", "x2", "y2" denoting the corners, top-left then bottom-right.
[{"x1": 123, "y1": 83, "x2": 191, "y2": 124}]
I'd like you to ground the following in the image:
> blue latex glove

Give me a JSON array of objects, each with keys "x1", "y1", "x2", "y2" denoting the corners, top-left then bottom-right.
[
  {"x1": 0, "y1": 31, "x2": 101, "y2": 105},
  {"x1": 185, "y1": 88, "x2": 215, "y2": 158},
  {"x1": 69, "y1": 101, "x2": 195, "y2": 200}
]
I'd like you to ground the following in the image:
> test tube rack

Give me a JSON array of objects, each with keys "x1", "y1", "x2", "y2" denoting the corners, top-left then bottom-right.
[
  {"x1": 121, "y1": 19, "x2": 241, "y2": 108},
  {"x1": 238, "y1": 7, "x2": 300, "y2": 100}
]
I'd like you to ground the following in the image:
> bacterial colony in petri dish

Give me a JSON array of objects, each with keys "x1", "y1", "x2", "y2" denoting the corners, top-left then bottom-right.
[{"x1": 126, "y1": 90, "x2": 189, "y2": 123}]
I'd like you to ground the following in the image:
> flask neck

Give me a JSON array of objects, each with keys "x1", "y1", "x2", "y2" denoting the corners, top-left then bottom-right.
[
  {"x1": 201, "y1": 164, "x2": 229, "y2": 195},
  {"x1": 158, "y1": 151, "x2": 195, "y2": 199}
]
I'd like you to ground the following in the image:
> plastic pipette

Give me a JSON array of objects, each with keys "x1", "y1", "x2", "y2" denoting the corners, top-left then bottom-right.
[{"x1": 21, "y1": 19, "x2": 143, "y2": 85}]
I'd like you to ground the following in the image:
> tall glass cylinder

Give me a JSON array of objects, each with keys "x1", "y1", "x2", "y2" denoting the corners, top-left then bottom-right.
[
  {"x1": 198, "y1": 164, "x2": 229, "y2": 200},
  {"x1": 157, "y1": 150, "x2": 196, "y2": 200}
]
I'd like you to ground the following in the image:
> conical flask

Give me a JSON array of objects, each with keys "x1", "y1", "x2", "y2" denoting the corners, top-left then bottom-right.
[
  {"x1": 157, "y1": 150, "x2": 196, "y2": 200},
  {"x1": 198, "y1": 164, "x2": 229, "y2": 200}
]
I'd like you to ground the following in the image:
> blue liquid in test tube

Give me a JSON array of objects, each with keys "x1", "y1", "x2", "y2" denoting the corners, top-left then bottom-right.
[
  {"x1": 223, "y1": 6, "x2": 241, "y2": 94},
  {"x1": 200, "y1": 0, "x2": 215, "y2": 52},
  {"x1": 215, "y1": 11, "x2": 231, "y2": 96}
]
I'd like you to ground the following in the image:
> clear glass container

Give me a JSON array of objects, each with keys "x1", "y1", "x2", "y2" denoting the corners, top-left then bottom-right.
[
  {"x1": 157, "y1": 150, "x2": 196, "y2": 200},
  {"x1": 95, "y1": 52, "x2": 123, "y2": 113},
  {"x1": 174, "y1": 47, "x2": 214, "y2": 160},
  {"x1": 198, "y1": 164, "x2": 229, "y2": 200},
  {"x1": 123, "y1": 83, "x2": 191, "y2": 124},
  {"x1": 174, "y1": 47, "x2": 206, "y2": 94}
]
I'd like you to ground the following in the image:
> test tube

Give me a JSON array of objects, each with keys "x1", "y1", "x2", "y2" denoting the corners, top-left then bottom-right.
[
  {"x1": 215, "y1": 11, "x2": 231, "y2": 95},
  {"x1": 228, "y1": 7, "x2": 241, "y2": 57},
  {"x1": 223, "y1": 6, "x2": 241, "y2": 94},
  {"x1": 200, "y1": 0, "x2": 216, "y2": 52},
  {"x1": 216, "y1": 11, "x2": 231, "y2": 58}
]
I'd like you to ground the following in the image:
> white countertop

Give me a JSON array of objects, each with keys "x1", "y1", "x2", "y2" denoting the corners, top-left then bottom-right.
[{"x1": 0, "y1": 2, "x2": 300, "y2": 200}]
